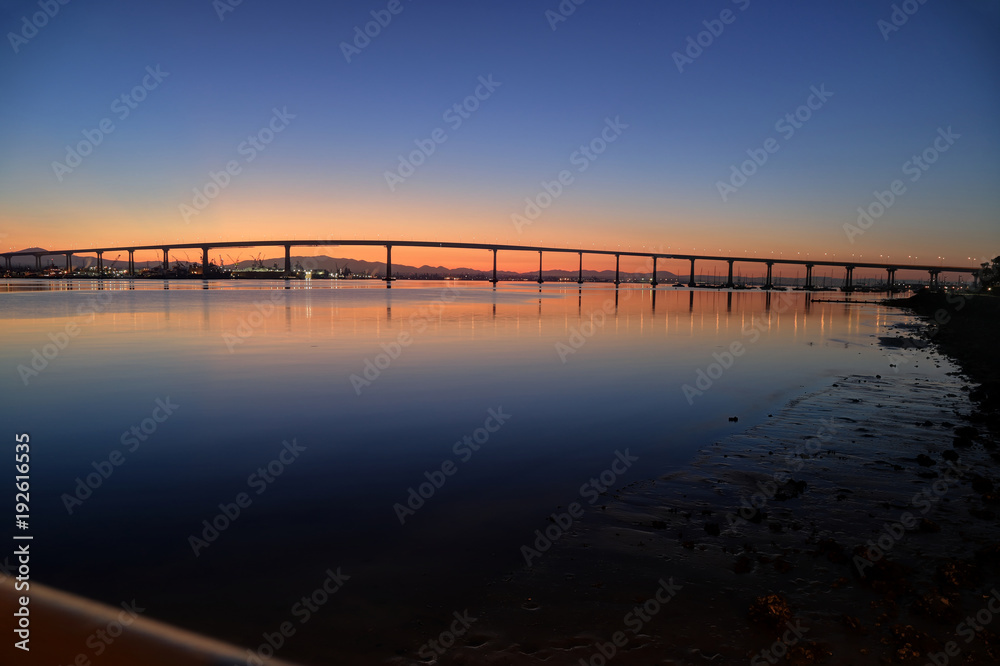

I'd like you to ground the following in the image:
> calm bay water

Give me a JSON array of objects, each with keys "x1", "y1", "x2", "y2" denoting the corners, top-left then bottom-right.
[{"x1": 0, "y1": 280, "x2": 931, "y2": 662}]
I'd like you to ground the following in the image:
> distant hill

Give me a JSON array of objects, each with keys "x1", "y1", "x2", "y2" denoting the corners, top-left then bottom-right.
[
  {"x1": 245, "y1": 254, "x2": 680, "y2": 281},
  {"x1": 16, "y1": 251, "x2": 685, "y2": 281}
]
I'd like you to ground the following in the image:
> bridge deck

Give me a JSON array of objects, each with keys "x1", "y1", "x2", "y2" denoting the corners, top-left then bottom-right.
[{"x1": 0, "y1": 239, "x2": 978, "y2": 274}]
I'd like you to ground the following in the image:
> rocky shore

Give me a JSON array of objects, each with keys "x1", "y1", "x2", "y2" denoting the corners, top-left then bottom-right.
[{"x1": 887, "y1": 290, "x2": 1000, "y2": 430}]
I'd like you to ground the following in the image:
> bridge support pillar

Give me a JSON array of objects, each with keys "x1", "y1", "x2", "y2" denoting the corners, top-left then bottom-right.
[
  {"x1": 97, "y1": 252, "x2": 103, "y2": 275},
  {"x1": 651, "y1": 256, "x2": 658, "y2": 287},
  {"x1": 844, "y1": 266, "x2": 854, "y2": 292},
  {"x1": 614, "y1": 254, "x2": 620, "y2": 286},
  {"x1": 726, "y1": 260, "x2": 734, "y2": 288},
  {"x1": 35, "y1": 255, "x2": 41, "y2": 271},
  {"x1": 765, "y1": 262, "x2": 774, "y2": 290},
  {"x1": 163, "y1": 249, "x2": 169, "y2": 274},
  {"x1": 202, "y1": 247, "x2": 210, "y2": 277},
  {"x1": 492, "y1": 249, "x2": 498, "y2": 286},
  {"x1": 386, "y1": 245, "x2": 392, "y2": 288},
  {"x1": 688, "y1": 258, "x2": 696, "y2": 288},
  {"x1": 887, "y1": 268, "x2": 896, "y2": 291},
  {"x1": 805, "y1": 264, "x2": 814, "y2": 290},
  {"x1": 577, "y1": 252, "x2": 583, "y2": 285},
  {"x1": 929, "y1": 270, "x2": 939, "y2": 290},
  {"x1": 537, "y1": 251, "x2": 543, "y2": 285},
  {"x1": 129, "y1": 250, "x2": 135, "y2": 277},
  {"x1": 284, "y1": 244, "x2": 292, "y2": 276},
  {"x1": 65, "y1": 253, "x2": 72, "y2": 274},
  {"x1": 4, "y1": 256, "x2": 9, "y2": 271}
]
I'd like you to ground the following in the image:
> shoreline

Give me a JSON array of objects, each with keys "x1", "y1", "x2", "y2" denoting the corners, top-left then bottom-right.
[
  {"x1": 886, "y1": 290, "x2": 1000, "y2": 428},
  {"x1": 433, "y1": 291, "x2": 1000, "y2": 665}
]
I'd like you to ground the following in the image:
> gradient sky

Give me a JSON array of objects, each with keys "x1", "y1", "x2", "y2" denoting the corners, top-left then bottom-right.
[{"x1": 1, "y1": 0, "x2": 997, "y2": 272}]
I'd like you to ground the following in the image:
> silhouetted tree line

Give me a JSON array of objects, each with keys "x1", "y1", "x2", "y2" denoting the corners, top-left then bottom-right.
[{"x1": 979, "y1": 256, "x2": 1000, "y2": 289}]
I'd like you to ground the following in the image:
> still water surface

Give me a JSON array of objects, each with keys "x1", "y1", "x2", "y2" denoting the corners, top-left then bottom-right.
[{"x1": 0, "y1": 280, "x2": 927, "y2": 661}]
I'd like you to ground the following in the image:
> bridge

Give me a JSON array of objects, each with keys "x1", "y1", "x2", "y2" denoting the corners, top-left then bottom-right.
[{"x1": 1, "y1": 239, "x2": 981, "y2": 290}]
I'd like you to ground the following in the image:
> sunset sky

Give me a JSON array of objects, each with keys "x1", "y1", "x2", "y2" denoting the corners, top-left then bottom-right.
[{"x1": 1, "y1": 0, "x2": 997, "y2": 273}]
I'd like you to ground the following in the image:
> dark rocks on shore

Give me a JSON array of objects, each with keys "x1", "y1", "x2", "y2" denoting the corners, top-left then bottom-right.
[
  {"x1": 918, "y1": 518, "x2": 940, "y2": 533},
  {"x1": 914, "y1": 591, "x2": 962, "y2": 622},
  {"x1": 774, "y1": 479, "x2": 807, "y2": 501},
  {"x1": 954, "y1": 435, "x2": 974, "y2": 448},
  {"x1": 887, "y1": 625, "x2": 937, "y2": 664},
  {"x1": 955, "y1": 425, "x2": 979, "y2": 439},
  {"x1": 841, "y1": 614, "x2": 867, "y2": 635},
  {"x1": 935, "y1": 560, "x2": 979, "y2": 589},
  {"x1": 971, "y1": 476, "x2": 995, "y2": 495},
  {"x1": 814, "y1": 538, "x2": 848, "y2": 565},
  {"x1": 734, "y1": 554, "x2": 753, "y2": 574},
  {"x1": 889, "y1": 291, "x2": 1000, "y2": 431},
  {"x1": 747, "y1": 593, "x2": 793, "y2": 631}
]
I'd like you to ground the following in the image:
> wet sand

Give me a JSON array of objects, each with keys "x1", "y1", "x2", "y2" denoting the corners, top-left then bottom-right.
[{"x1": 409, "y1": 293, "x2": 1000, "y2": 665}]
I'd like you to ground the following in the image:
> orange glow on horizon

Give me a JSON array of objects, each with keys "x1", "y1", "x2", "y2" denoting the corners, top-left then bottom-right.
[{"x1": 2, "y1": 195, "x2": 988, "y2": 279}]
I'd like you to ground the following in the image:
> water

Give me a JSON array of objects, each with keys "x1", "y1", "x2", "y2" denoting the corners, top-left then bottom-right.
[{"x1": 0, "y1": 280, "x2": 926, "y2": 662}]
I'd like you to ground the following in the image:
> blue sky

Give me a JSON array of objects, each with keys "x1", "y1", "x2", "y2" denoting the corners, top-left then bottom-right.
[{"x1": 1, "y1": 0, "x2": 997, "y2": 268}]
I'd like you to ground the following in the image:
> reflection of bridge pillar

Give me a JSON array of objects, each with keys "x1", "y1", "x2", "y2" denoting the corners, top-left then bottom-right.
[
  {"x1": 651, "y1": 256, "x2": 658, "y2": 287},
  {"x1": 726, "y1": 259, "x2": 734, "y2": 288},
  {"x1": 844, "y1": 266, "x2": 854, "y2": 292},
  {"x1": 765, "y1": 262, "x2": 773, "y2": 290},
  {"x1": 65, "y1": 253, "x2": 72, "y2": 274},
  {"x1": 492, "y1": 248, "x2": 498, "y2": 286},
  {"x1": 163, "y1": 249, "x2": 169, "y2": 274},
  {"x1": 577, "y1": 252, "x2": 583, "y2": 285},
  {"x1": 688, "y1": 258, "x2": 696, "y2": 287},
  {"x1": 386, "y1": 245, "x2": 392, "y2": 288},
  {"x1": 805, "y1": 264, "x2": 814, "y2": 290},
  {"x1": 129, "y1": 249, "x2": 136, "y2": 276},
  {"x1": 614, "y1": 254, "x2": 620, "y2": 286},
  {"x1": 537, "y1": 251, "x2": 543, "y2": 284},
  {"x1": 285, "y1": 244, "x2": 292, "y2": 276},
  {"x1": 201, "y1": 247, "x2": 209, "y2": 276}
]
